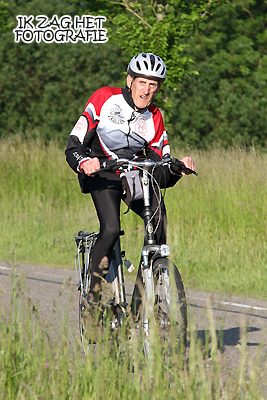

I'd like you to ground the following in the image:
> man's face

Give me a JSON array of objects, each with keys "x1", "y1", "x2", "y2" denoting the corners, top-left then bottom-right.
[{"x1": 127, "y1": 76, "x2": 160, "y2": 109}]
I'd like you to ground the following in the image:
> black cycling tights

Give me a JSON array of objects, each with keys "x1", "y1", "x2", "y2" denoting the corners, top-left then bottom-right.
[{"x1": 88, "y1": 171, "x2": 167, "y2": 303}]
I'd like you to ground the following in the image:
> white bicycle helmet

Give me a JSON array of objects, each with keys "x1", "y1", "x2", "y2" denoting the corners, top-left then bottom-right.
[{"x1": 127, "y1": 53, "x2": 167, "y2": 82}]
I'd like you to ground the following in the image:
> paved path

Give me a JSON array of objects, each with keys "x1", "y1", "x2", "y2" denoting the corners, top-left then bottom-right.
[{"x1": 1, "y1": 262, "x2": 267, "y2": 382}]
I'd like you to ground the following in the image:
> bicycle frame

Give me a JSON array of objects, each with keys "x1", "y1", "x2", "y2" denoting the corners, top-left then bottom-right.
[{"x1": 75, "y1": 160, "x2": 170, "y2": 309}]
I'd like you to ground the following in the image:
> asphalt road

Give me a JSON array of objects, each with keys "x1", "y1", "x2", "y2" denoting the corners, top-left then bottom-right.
[{"x1": 1, "y1": 261, "x2": 267, "y2": 384}]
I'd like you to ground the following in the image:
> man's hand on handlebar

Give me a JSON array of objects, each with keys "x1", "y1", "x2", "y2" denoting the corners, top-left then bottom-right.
[
  {"x1": 80, "y1": 156, "x2": 197, "y2": 177},
  {"x1": 171, "y1": 156, "x2": 197, "y2": 176},
  {"x1": 180, "y1": 156, "x2": 196, "y2": 175},
  {"x1": 81, "y1": 158, "x2": 100, "y2": 176}
]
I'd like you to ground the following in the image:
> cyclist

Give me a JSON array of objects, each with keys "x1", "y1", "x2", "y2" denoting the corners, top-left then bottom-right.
[{"x1": 65, "y1": 52, "x2": 196, "y2": 309}]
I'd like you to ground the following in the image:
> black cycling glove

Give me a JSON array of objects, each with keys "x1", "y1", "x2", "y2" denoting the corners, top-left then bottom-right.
[{"x1": 170, "y1": 158, "x2": 186, "y2": 175}]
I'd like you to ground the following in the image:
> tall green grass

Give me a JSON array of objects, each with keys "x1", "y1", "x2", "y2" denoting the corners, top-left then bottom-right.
[
  {"x1": 0, "y1": 275, "x2": 266, "y2": 399},
  {"x1": 0, "y1": 135, "x2": 266, "y2": 299},
  {"x1": 164, "y1": 146, "x2": 267, "y2": 298},
  {"x1": 0, "y1": 135, "x2": 98, "y2": 267}
]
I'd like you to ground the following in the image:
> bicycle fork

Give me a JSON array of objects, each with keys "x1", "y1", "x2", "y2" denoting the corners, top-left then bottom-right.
[
  {"x1": 140, "y1": 165, "x2": 171, "y2": 345},
  {"x1": 141, "y1": 164, "x2": 170, "y2": 305}
]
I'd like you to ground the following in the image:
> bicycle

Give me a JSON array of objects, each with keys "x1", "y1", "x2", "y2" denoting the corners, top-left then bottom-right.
[{"x1": 74, "y1": 157, "x2": 197, "y2": 356}]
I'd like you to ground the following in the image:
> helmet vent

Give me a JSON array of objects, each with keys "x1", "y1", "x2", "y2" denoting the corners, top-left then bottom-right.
[
  {"x1": 136, "y1": 61, "x2": 141, "y2": 71},
  {"x1": 155, "y1": 64, "x2": 161, "y2": 72},
  {"x1": 150, "y1": 54, "x2": 155, "y2": 69},
  {"x1": 144, "y1": 61, "x2": 149, "y2": 70},
  {"x1": 161, "y1": 67, "x2": 166, "y2": 76}
]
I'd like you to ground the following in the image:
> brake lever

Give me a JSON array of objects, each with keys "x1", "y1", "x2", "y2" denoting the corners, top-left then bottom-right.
[{"x1": 184, "y1": 168, "x2": 198, "y2": 176}]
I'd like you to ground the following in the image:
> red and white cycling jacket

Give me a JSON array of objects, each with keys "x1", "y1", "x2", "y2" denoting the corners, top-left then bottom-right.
[
  {"x1": 65, "y1": 86, "x2": 180, "y2": 189},
  {"x1": 65, "y1": 86, "x2": 171, "y2": 170}
]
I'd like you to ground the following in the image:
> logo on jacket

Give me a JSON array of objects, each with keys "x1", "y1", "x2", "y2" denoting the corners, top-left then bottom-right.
[
  {"x1": 108, "y1": 104, "x2": 125, "y2": 124},
  {"x1": 135, "y1": 117, "x2": 147, "y2": 136},
  {"x1": 74, "y1": 116, "x2": 86, "y2": 131}
]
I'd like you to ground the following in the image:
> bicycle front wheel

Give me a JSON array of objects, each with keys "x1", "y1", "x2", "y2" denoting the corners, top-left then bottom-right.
[{"x1": 152, "y1": 257, "x2": 187, "y2": 349}]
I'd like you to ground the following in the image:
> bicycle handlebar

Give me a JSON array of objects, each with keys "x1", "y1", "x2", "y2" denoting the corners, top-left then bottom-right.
[{"x1": 89, "y1": 157, "x2": 198, "y2": 176}]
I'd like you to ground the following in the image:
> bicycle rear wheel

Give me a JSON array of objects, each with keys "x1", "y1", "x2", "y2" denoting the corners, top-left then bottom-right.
[
  {"x1": 78, "y1": 254, "x2": 93, "y2": 354},
  {"x1": 76, "y1": 233, "x2": 96, "y2": 353},
  {"x1": 79, "y1": 295, "x2": 91, "y2": 354},
  {"x1": 78, "y1": 239, "x2": 124, "y2": 353},
  {"x1": 153, "y1": 257, "x2": 187, "y2": 348}
]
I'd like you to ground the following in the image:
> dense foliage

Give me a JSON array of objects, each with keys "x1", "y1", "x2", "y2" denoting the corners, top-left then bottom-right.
[
  {"x1": 0, "y1": 0, "x2": 266, "y2": 147},
  {"x1": 168, "y1": 0, "x2": 267, "y2": 147},
  {"x1": 0, "y1": 1, "x2": 11, "y2": 33},
  {"x1": 83, "y1": 0, "x2": 227, "y2": 84},
  {"x1": 0, "y1": 0, "x2": 126, "y2": 141}
]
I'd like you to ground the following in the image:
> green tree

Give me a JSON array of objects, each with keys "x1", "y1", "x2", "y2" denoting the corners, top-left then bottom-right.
[
  {"x1": 72, "y1": 0, "x2": 226, "y2": 130},
  {"x1": 0, "y1": 0, "x2": 126, "y2": 141},
  {"x1": 109, "y1": 0, "x2": 227, "y2": 86},
  {"x1": 0, "y1": 1, "x2": 12, "y2": 33},
  {"x1": 168, "y1": 0, "x2": 267, "y2": 147}
]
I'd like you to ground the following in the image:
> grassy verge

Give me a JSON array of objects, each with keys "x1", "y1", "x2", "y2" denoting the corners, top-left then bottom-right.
[
  {"x1": 0, "y1": 277, "x2": 266, "y2": 399},
  {"x1": 0, "y1": 135, "x2": 266, "y2": 299}
]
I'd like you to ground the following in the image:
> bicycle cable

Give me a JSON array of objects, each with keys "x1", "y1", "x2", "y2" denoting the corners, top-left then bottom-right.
[{"x1": 133, "y1": 163, "x2": 164, "y2": 237}]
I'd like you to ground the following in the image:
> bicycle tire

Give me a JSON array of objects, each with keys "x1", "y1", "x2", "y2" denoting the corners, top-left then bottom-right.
[
  {"x1": 79, "y1": 295, "x2": 91, "y2": 353},
  {"x1": 142, "y1": 257, "x2": 187, "y2": 357},
  {"x1": 78, "y1": 241, "x2": 93, "y2": 354},
  {"x1": 78, "y1": 240, "x2": 124, "y2": 353},
  {"x1": 78, "y1": 254, "x2": 106, "y2": 351}
]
